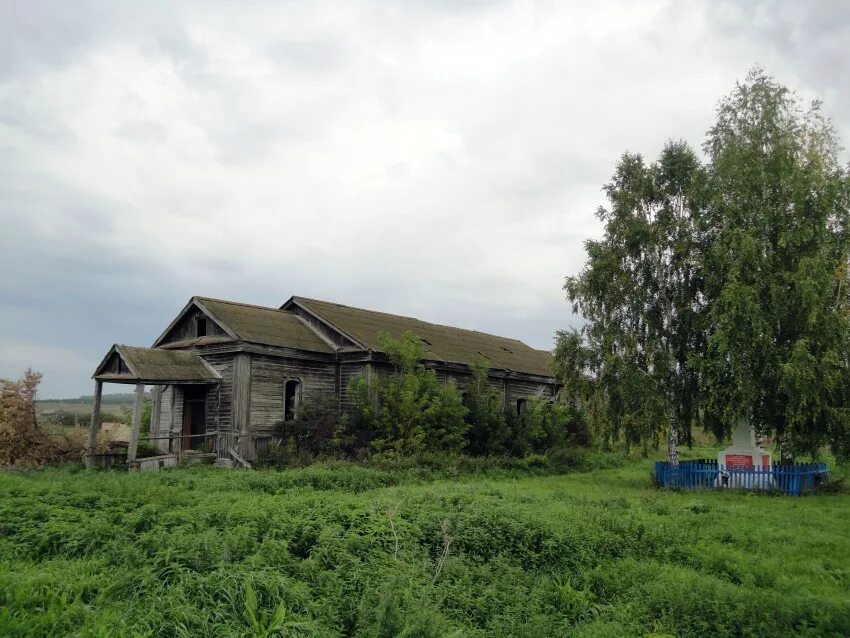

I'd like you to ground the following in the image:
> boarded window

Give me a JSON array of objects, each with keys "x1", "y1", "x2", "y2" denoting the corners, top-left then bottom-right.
[{"x1": 284, "y1": 379, "x2": 301, "y2": 422}]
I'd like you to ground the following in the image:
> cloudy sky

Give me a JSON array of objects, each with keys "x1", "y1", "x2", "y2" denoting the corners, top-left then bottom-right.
[{"x1": 1, "y1": 1, "x2": 848, "y2": 398}]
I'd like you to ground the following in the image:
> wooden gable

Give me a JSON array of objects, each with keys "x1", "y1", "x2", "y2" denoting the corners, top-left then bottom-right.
[
  {"x1": 153, "y1": 299, "x2": 234, "y2": 348},
  {"x1": 93, "y1": 344, "x2": 222, "y2": 384}
]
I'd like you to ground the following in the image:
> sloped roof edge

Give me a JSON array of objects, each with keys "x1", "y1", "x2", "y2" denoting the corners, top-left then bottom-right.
[{"x1": 93, "y1": 344, "x2": 222, "y2": 383}]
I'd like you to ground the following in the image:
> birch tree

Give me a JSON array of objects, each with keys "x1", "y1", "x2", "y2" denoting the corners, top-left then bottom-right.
[
  {"x1": 561, "y1": 142, "x2": 707, "y2": 463},
  {"x1": 701, "y1": 68, "x2": 850, "y2": 460}
]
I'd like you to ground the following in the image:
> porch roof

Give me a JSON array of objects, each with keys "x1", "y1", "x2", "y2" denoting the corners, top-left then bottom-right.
[{"x1": 93, "y1": 345, "x2": 222, "y2": 385}]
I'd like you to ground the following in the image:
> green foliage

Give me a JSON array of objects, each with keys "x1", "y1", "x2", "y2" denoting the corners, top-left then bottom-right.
[
  {"x1": 559, "y1": 67, "x2": 850, "y2": 461},
  {"x1": 351, "y1": 332, "x2": 469, "y2": 456},
  {"x1": 700, "y1": 68, "x2": 850, "y2": 460},
  {"x1": 273, "y1": 396, "x2": 340, "y2": 458},
  {"x1": 462, "y1": 357, "x2": 509, "y2": 455},
  {"x1": 561, "y1": 141, "x2": 706, "y2": 457},
  {"x1": 508, "y1": 397, "x2": 575, "y2": 455},
  {"x1": 119, "y1": 397, "x2": 152, "y2": 436},
  {"x1": 0, "y1": 455, "x2": 847, "y2": 636},
  {"x1": 334, "y1": 377, "x2": 377, "y2": 456},
  {"x1": 141, "y1": 398, "x2": 152, "y2": 438},
  {"x1": 307, "y1": 334, "x2": 580, "y2": 461}
]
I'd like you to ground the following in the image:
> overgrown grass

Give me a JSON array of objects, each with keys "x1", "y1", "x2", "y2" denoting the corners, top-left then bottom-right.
[{"x1": 0, "y1": 451, "x2": 848, "y2": 637}]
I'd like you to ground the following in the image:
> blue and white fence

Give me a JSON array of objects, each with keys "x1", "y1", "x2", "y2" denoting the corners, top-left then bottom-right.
[{"x1": 654, "y1": 459, "x2": 829, "y2": 496}]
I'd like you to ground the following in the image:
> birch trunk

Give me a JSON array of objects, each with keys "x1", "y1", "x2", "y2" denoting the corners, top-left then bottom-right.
[{"x1": 668, "y1": 411, "x2": 679, "y2": 468}]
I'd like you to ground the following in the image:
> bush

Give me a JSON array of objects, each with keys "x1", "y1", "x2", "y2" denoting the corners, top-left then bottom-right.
[
  {"x1": 273, "y1": 396, "x2": 340, "y2": 457},
  {"x1": 505, "y1": 397, "x2": 579, "y2": 456},
  {"x1": 347, "y1": 332, "x2": 468, "y2": 457},
  {"x1": 0, "y1": 370, "x2": 89, "y2": 466},
  {"x1": 463, "y1": 357, "x2": 510, "y2": 455}
]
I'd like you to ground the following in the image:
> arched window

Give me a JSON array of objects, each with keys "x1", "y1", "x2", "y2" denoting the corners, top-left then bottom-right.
[{"x1": 284, "y1": 379, "x2": 301, "y2": 421}]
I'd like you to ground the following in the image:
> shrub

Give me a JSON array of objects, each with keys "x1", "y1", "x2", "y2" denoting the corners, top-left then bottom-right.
[
  {"x1": 505, "y1": 397, "x2": 577, "y2": 456},
  {"x1": 463, "y1": 357, "x2": 510, "y2": 455},
  {"x1": 0, "y1": 370, "x2": 89, "y2": 465},
  {"x1": 274, "y1": 396, "x2": 340, "y2": 457},
  {"x1": 349, "y1": 332, "x2": 468, "y2": 457}
]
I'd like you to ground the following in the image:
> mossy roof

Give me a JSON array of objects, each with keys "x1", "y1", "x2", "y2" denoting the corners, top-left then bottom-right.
[
  {"x1": 94, "y1": 345, "x2": 221, "y2": 383},
  {"x1": 195, "y1": 297, "x2": 333, "y2": 353},
  {"x1": 291, "y1": 297, "x2": 555, "y2": 378}
]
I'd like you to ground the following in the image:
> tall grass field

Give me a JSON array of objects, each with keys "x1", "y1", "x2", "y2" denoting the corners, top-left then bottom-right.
[{"x1": 0, "y1": 453, "x2": 848, "y2": 637}]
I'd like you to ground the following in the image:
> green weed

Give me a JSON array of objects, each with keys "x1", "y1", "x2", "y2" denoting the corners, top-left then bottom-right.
[{"x1": 0, "y1": 455, "x2": 847, "y2": 636}]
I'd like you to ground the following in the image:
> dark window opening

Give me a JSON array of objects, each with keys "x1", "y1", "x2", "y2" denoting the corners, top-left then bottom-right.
[
  {"x1": 196, "y1": 318, "x2": 207, "y2": 337},
  {"x1": 284, "y1": 379, "x2": 301, "y2": 421},
  {"x1": 516, "y1": 398, "x2": 528, "y2": 416}
]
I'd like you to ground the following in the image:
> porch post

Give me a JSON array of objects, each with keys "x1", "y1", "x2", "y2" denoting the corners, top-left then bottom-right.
[
  {"x1": 127, "y1": 382, "x2": 145, "y2": 463},
  {"x1": 87, "y1": 380, "x2": 103, "y2": 453}
]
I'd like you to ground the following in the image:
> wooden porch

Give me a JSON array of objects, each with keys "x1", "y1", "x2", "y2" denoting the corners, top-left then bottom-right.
[{"x1": 86, "y1": 344, "x2": 236, "y2": 469}]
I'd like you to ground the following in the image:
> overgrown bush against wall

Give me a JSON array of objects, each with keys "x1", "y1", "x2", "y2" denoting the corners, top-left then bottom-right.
[{"x1": 268, "y1": 332, "x2": 583, "y2": 466}]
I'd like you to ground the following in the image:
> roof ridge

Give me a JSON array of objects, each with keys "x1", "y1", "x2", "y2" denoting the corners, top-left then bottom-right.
[
  {"x1": 293, "y1": 296, "x2": 533, "y2": 347},
  {"x1": 195, "y1": 296, "x2": 288, "y2": 313}
]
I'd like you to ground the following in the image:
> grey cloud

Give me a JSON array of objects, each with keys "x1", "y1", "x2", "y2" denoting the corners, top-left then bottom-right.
[{"x1": 1, "y1": 1, "x2": 848, "y2": 397}]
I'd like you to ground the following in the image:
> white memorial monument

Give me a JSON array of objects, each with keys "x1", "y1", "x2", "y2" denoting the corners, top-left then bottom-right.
[{"x1": 717, "y1": 419, "x2": 772, "y2": 488}]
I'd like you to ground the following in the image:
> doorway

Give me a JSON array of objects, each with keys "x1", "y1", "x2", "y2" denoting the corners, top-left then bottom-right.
[{"x1": 182, "y1": 387, "x2": 207, "y2": 450}]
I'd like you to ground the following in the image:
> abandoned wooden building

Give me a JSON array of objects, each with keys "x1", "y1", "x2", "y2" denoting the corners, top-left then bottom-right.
[{"x1": 88, "y1": 296, "x2": 559, "y2": 463}]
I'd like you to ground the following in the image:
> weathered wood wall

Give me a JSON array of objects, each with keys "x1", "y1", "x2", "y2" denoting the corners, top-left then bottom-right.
[
  {"x1": 101, "y1": 352, "x2": 129, "y2": 374},
  {"x1": 151, "y1": 385, "x2": 184, "y2": 452},
  {"x1": 147, "y1": 343, "x2": 557, "y2": 460},
  {"x1": 159, "y1": 305, "x2": 228, "y2": 345},
  {"x1": 249, "y1": 354, "x2": 337, "y2": 430},
  {"x1": 338, "y1": 361, "x2": 368, "y2": 411},
  {"x1": 504, "y1": 377, "x2": 558, "y2": 403},
  {"x1": 290, "y1": 306, "x2": 357, "y2": 348},
  {"x1": 200, "y1": 352, "x2": 234, "y2": 434},
  {"x1": 153, "y1": 385, "x2": 175, "y2": 453}
]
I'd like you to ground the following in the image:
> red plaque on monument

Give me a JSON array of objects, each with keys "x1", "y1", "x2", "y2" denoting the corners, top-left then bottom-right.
[{"x1": 725, "y1": 454, "x2": 753, "y2": 470}]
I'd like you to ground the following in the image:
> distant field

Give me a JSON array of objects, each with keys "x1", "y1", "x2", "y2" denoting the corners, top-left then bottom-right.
[
  {"x1": 36, "y1": 400, "x2": 128, "y2": 418},
  {"x1": 36, "y1": 393, "x2": 147, "y2": 421},
  {"x1": 0, "y1": 450, "x2": 847, "y2": 637}
]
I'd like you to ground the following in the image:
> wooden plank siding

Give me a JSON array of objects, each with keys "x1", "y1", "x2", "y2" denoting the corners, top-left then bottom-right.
[
  {"x1": 249, "y1": 354, "x2": 337, "y2": 431},
  {"x1": 159, "y1": 305, "x2": 228, "y2": 345},
  {"x1": 129, "y1": 295, "x2": 563, "y2": 461},
  {"x1": 338, "y1": 361, "x2": 368, "y2": 411},
  {"x1": 232, "y1": 353, "x2": 252, "y2": 439},
  {"x1": 153, "y1": 385, "x2": 175, "y2": 453},
  {"x1": 505, "y1": 377, "x2": 558, "y2": 403},
  {"x1": 167, "y1": 386, "x2": 184, "y2": 452},
  {"x1": 200, "y1": 352, "x2": 234, "y2": 435}
]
